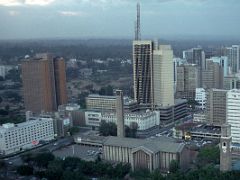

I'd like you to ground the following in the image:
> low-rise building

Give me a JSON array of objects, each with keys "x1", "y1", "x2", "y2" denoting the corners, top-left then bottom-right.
[
  {"x1": 85, "y1": 110, "x2": 160, "y2": 131},
  {"x1": 103, "y1": 136, "x2": 190, "y2": 172},
  {"x1": 0, "y1": 118, "x2": 54, "y2": 155}
]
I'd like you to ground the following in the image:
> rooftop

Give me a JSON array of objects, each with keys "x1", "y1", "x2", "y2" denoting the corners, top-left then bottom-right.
[{"x1": 104, "y1": 136, "x2": 184, "y2": 153}]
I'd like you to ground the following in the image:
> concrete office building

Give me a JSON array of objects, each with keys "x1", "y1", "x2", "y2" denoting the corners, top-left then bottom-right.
[
  {"x1": 176, "y1": 64, "x2": 199, "y2": 100},
  {"x1": 195, "y1": 88, "x2": 206, "y2": 110},
  {"x1": 85, "y1": 110, "x2": 160, "y2": 131},
  {"x1": 0, "y1": 65, "x2": 15, "y2": 78},
  {"x1": 86, "y1": 94, "x2": 138, "y2": 112},
  {"x1": 224, "y1": 74, "x2": 240, "y2": 90},
  {"x1": 202, "y1": 60, "x2": 224, "y2": 89},
  {"x1": 22, "y1": 53, "x2": 67, "y2": 113},
  {"x1": 116, "y1": 90, "x2": 125, "y2": 137},
  {"x1": 224, "y1": 45, "x2": 240, "y2": 74},
  {"x1": 226, "y1": 89, "x2": 240, "y2": 144},
  {"x1": 208, "y1": 56, "x2": 229, "y2": 77},
  {"x1": 183, "y1": 48, "x2": 205, "y2": 87},
  {"x1": 103, "y1": 136, "x2": 190, "y2": 172},
  {"x1": 58, "y1": 104, "x2": 85, "y2": 126},
  {"x1": 206, "y1": 89, "x2": 227, "y2": 126},
  {"x1": 0, "y1": 118, "x2": 54, "y2": 155},
  {"x1": 133, "y1": 40, "x2": 153, "y2": 105},
  {"x1": 153, "y1": 45, "x2": 174, "y2": 107}
]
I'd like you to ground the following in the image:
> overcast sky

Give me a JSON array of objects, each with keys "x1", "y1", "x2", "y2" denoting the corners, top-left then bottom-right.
[{"x1": 0, "y1": 0, "x2": 240, "y2": 40}]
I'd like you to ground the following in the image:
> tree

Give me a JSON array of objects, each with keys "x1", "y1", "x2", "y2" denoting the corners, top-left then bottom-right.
[
  {"x1": 169, "y1": 160, "x2": 179, "y2": 173},
  {"x1": 69, "y1": 126, "x2": 80, "y2": 136},
  {"x1": 99, "y1": 85, "x2": 114, "y2": 96},
  {"x1": 32, "y1": 152, "x2": 55, "y2": 168},
  {"x1": 17, "y1": 165, "x2": 33, "y2": 176},
  {"x1": 99, "y1": 121, "x2": 117, "y2": 136},
  {"x1": 196, "y1": 146, "x2": 220, "y2": 167},
  {"x1": 125, "y1": 122, "x2": 138, "y2": 138}
]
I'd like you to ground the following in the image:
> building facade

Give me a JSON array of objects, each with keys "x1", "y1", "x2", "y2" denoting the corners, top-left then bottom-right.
[
  {"x1": 133, "y1": 40, "x2": 153, "y2": 105},
  {"x1": 153, "y1": 45, "x2": 174, "y2": 107},
  {"x1": 22, "y1": 53, "x2": 67, "y2": 113},
  {"x1": 224, "y1": 45, "x2": 240, "y2": 74},
  {"x1": 202, "y1": 60, "x2": 224, "y2": 89},
  {"x1": 85, "y1": 110, "x2": 160, "y2": 131},
  {"x1": 206, "y1": 89, "x2": 227, "y2": 126},
  {"x1": 195, "y1": 88, "x2": 206, "y2": 110},
  {"x1": 103, "y1": 136, "x2": 190, "y2": 172},
  {"x1": 176, "y1": 64, "x2": 199, "y2": 100},
  {"x1": 0, "y1": 118, "x2": 54, "y2": 155},
  {"x1": 226, "y1": 89, "x2": 240, "y2": 144}
]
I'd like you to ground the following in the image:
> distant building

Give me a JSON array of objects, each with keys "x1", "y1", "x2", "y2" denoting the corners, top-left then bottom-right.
[
  {"x1": 195, "y1": 88, "x2": 206, "y2": 110},
  {"x1": 22, "y1": 53, "x2": 67, "y2": 113},
  {"x1": 0, "y1": 65, "x2": 15, "y2": 78},
  {"x1": 208, "y1": 56, "x2": 229, "y2": 77},
  {"x1": 226, "y1": 89, "x2": 240, "y2": 144},
  {"x1": 183, "y1": 48, "x2": 205, "y2": 87},
  {"x1": 103, "y1": 136, "x2": 190, "y2": 172},
  {"x1": 0, "y1": 118, "x2": 54, "y2": 155},
  {"x1": 224, "y1": 74, "x2": 240, "y2": 90},
  {"x1": 202, "y1": 60, "x2": 224, "y2": 89},
  {"x1": 206, "y1": 89, "x2": 227, "y2": 126},
  {"x1": 176, "y1": 64, "x2": 199, "y2": 100},
  {"x1": 224, "y1": 45, "x2": 240, "y2": 74}
]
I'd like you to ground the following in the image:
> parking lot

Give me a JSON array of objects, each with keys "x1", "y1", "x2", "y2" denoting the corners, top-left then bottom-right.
[{"x1": 53, "y1": 144, "x2": 100, "y2": 161}]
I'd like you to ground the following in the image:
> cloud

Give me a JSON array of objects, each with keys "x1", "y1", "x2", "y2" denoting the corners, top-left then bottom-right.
[
  {"x1": 59, "y1": 11, "x2": 86, "y2": 17},
  {"x1": 8, "y1": 10, "x2": 20, "y2": 16},
  {"x1": 0, "y1": 0, "x2": 55, "y2": 6}
]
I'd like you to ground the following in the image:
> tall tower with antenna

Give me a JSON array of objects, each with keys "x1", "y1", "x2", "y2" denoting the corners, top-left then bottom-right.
[{"x1": 135, "y1": 2, "x2": 141, "y2": 40}]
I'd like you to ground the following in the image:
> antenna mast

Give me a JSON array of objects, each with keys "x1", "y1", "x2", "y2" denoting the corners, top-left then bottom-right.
[{"x1": 135, "y1": 2, "x2": 141, "y2": 40}]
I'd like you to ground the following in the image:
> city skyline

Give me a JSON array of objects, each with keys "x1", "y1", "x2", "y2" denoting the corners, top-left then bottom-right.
[{"x1": 0, "y1": 0, "x2": 240, "y2": 40}]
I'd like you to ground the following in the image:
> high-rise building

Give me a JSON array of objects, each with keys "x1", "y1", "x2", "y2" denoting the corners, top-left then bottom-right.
[
  {"x1": 202, "y1": 60, "x2": 224, "y2": 89},
  {"x1": 206, "y1": 89, "x2": 227, "y2": 126},
  {"x1": 225, "y1": 45, "x2": 240, "y2": 74},
  {"x1": 133, "y1": 40, "x2": 153, "y2": 105},
  {"x1": 153, "y1": 45, "x2": 174, "y2": 107},
  {"x1": 22, "y1": 53, "x2": 67, "y2": 113},
  {"x1": 226, "y1": 89, "x2": 240, "y2": 144},
  {"x1": 224, "y1": 74, "x2": 240, "y2": 90},
  {"x1": 208, "y1": 56, "x2": 229, "y2": 77},
  {"x1": 176, "y1": 64, "x2": 199, "y2": 100}
]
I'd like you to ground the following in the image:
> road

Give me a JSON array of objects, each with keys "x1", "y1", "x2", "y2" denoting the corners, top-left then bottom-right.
[{"x1": 3, "y1": 136, "x2": 74, "y2": 166}]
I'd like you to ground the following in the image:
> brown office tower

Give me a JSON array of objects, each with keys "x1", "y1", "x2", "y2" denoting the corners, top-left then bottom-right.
[
  {"x1": 116, "y1": 90, "x2": 125, "y2": 138},
  {"x1": 22, "y1": 53, "x2": 67, "y2": 114}
]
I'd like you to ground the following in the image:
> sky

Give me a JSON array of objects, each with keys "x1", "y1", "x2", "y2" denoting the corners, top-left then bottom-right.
[{"x1": 0, "y1": 0, "x2": 240, "y2": 40}]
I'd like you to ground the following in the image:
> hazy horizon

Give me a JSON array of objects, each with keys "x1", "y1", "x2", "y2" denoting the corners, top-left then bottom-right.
[{"x1": 0, "y1": 0, "x2": 240, "y2": 40}]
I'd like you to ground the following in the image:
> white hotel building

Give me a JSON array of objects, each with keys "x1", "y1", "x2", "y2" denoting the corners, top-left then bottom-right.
[
  {"x1": 0, "y1": 117, "x2": 54, "y2": 155},
  {"x1": 85, "y1": 110, "x2": 160, "y2": 131},
  {"x1": 226, "y1": 89, "x2": 240, "y2": 144}
]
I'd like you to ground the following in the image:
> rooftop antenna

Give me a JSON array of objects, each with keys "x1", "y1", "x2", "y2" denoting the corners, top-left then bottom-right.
[{"x1": 135, "y1": 2, "x2": 141, "y2": 40}]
